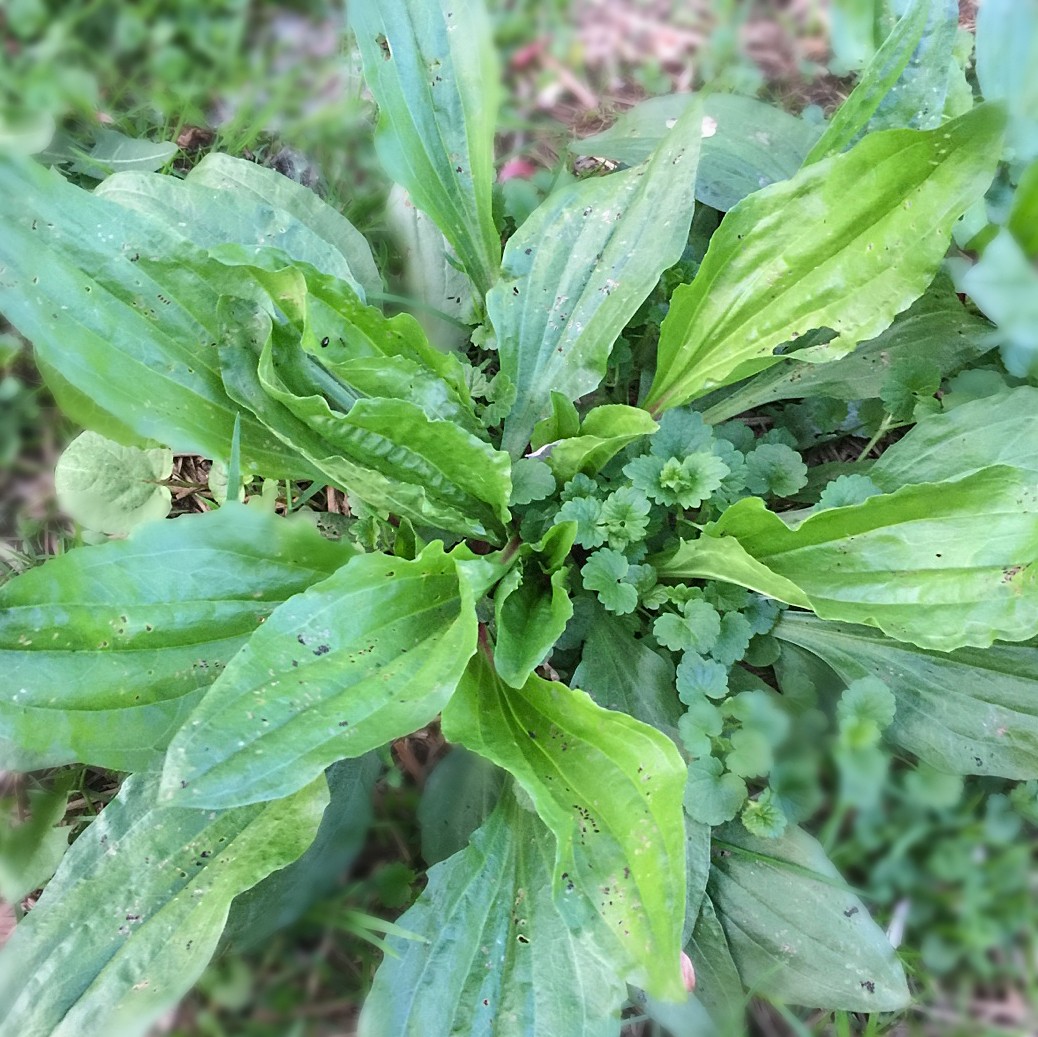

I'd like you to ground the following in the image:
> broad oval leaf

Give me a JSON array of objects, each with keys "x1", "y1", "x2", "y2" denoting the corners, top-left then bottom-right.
[
  {"x1": 96, "y1": 156, "x2": 379, "y2": 301},
  {"x1": 442, "y1": 650, "x2": 688, "y2": 999},
  {"x1": 352, "y1": 0, "x2": 501, "y2": 297},
  {"x1": 161, "y1": 540, "x2": 479, "y2": 808},
  {"x1": 0, "y1": 505, "x2": 354, "y2": 772},
  {"x1": 359, "y1": 789, "x2": 626, "y2": 1037},
  {"x1": 709, "y1": 824, "x2": 910, "y2": 1011},
  {"x1": 872, "y1": 386, "x2": 1038, "y2": 489},
  {"x1": 54, "y1": 430, "x2": 172, "y2": 534},
  {"x1": 0, "y1": 156, "x2": 310, "y2": 477},
  {"x1": 644, "y1": 104, "x2": 1005, "y2": 414},
  {"x1": 492, "y1": 101, "x2": 704, "y2": 455},
  {"x1": 0, "y1": 771, "x2": 327, "y2": 1037},
  {"x1": 774, "y1": 612, "x2": 1038, "y2": 778},
  {"x1": 572, "y1": 92, "x2": 822, "y2": 213},
  {"x1": 706, "y1": 466, "x2": 1038, "y2": 651}
]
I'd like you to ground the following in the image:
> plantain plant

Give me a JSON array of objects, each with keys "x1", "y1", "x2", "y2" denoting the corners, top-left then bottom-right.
[{"x1": 1, "y1": 0, "x2": 1037, "y2": 1033}]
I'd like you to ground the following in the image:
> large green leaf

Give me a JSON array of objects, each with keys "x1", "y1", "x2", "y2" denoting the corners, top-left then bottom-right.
[
  {"x1": 571, "y1": 93, "x2": 822, "y2": 213},
  {"x1": 803, "y1": 0, "x2": 955, "y2": 165},
  {"x1": 774, "y1": 612, "x2": 1038, "y2": 778},
  {"x1": 491, "y1": 101, "x2": 705, "y2": 455},
  {"x1": 161, "y1": 540, "x2": 480, "y2": 808},
  {"x1": 442, "y1": 650, "x2": 688, "y2": 999},
  {"x1": 706, "y1": 466, "x2": 1038, "y2": 651},
  {"x1": 0, "y1": 505, "x2": 354, "y2": 772},
  {"x1": 695, "y1": 275, "x2": 992, "y2": 423},
  {"x1": 96, "y1": 154, "x2": 381, "y2": 301},
  {"x1": 0, "y1": 771, "x2": 326, "y2": 1037},
  {"x1": 709, "y1": 823, "x2": 910, "y2": 1011},
  {"x1": 644, "y1": 104, "x2": 1005, "y2": 414},
  {"x1": 872, "y1": 386, "x2": 1038, "y2": 489},
  {"x1": 352, "y1": 0, "x2": 500, "y2": 297},
  {"x1": 0, "y1": 156, "x2": 309, "y2": 477},
  {"x1": 359, "y1": 788, "x2": 626, "y2": 1037}
]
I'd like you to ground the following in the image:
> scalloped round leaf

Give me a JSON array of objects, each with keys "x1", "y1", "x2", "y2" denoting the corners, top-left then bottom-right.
[{"x1": 54, "y1": 431, "x2": 172, "y2": 535}]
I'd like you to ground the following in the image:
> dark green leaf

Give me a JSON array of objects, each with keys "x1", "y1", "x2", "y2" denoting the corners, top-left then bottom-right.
[
  {"x1": 443, "y1": 650, "x2": 688, "y2": 998},
  {"x1": 0, "y1": 772, "x2": 327, "y2": 1037},
  {"x1": 418, "y1": 748, "x2": 504, "y2": 866},
  {"x1": 573, "y1": 610, "x2": 683, "y2": 732},
  {"x1": 645, "y1": 105, "x2": 1005, "y2": 414},
  {"x1": 352, "y1": 0, "x2": 501, "y2": 297},
  {"x1": 774, "y1": 612, "x2": 1038, "y2": 778},
  {"x1": 686, "y1": 896, "x2": 745, "y2": 1032},
  {"x1": 0, "y1": 505, "x2": 354, "y2": 772},
  {"x1": 162, "y1": 541, "x2": 480, "y2": 808},
  {"x1": 492, "y1": 101, "x2": 704, "y2": 454},
  {"x1": 709, "y1": 824, "x2": 909, "y2": 1010},
  {"x1": 359, "y1": 789, "x2": 626, "y2": 1037}
]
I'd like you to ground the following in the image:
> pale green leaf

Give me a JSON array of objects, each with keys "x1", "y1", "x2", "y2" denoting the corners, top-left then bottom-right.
[
  {"x1": 54, "y1": 431, "x2": 172, "y2": 535},
  {"x1": 709, "y1": 823, "x2": 910, "y2": 1011},
  {"x1": 0, "y1": 772, "x2": 327, "y2": 1037},
  {"x1": 707, "y1": 467, "x2": 1038, "y2": 650},
  {"x1": 645, "y1": 104, "x2": 1005, "y2": 414},
  {"x1": 352, "y1": 0, "x2": 501, "y2": 297},
  {"x1": 161, "y1": 541, "x2": 479, "y2": 808},
  {"x1": 96, "y1": 153, "x2": 380, "y2": 301},
  {"x1": 873, "y1": 386, "x2": 1038, "y2": 490},
  {"x1": 492, "y1": 102, "x2": 705, "y2": 454},
  {"x1": 976, "y1": 0, "x2": 1038, "y2": 167},
  {"x1": 385, "y1": 183, "x2": 476, "y2": 350},
  {"x1": 442, "y1": 651, "x2": 689, "y2": 999},
  {"x1": 572, "y1": 92, "x2": 822, "y2": 212},
  {"x1": 0, "y1": 156, "x2": 311, "y2": 477},
  {"x1": 651, "y1": 535, "x2": 811, "y2": 609},
  {"x1": 77, "y1": 128, "x2": 177, "y2": 178},
  {"x1": 774, "y1": 612, "x2": 1038, "y2": 778},
  {"x1": 359, "y1": 789, "x2": 626, "y2": 1037},
  {"x1": 544, "y1": 405, "x2": 658, "y2": 484},
  {"x1": 0, "y1": 505, "x2": 354, "y2": 772}
]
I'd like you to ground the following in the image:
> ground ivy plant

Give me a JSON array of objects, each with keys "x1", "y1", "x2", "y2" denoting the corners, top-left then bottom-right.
[{"x1": 1, "y1": 0, "x2": 1037, "y2": 1033}]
